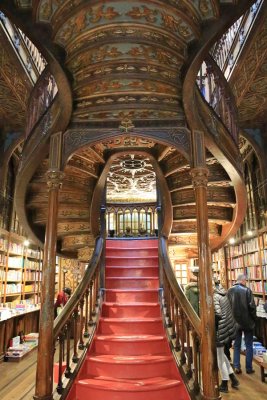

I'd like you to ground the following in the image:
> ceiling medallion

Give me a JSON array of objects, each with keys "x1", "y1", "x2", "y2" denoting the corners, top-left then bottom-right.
[
  {"x1": 121, "y1": 158, "x2": 145, "y2": 171},
  {"x1": 119, "y1": 117, "x2": 135, "y2": 133}
]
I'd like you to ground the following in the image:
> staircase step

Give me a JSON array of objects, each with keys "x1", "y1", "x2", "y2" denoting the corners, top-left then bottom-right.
[
  {"x1": 105, "y1": 289, "x2": 159, "y2": 303},
  {"x1": 93, "y1": 334, "x2": 170, "y2": 355},
  {"x1": 82, "y1": 354, "x2": 177, "y2": 379},
  {"x1": 106, "y1": 239, "x2": 158, "y2": 249},
  {"x1": 102, "y1": 302, "x2": 161, "y2": 318},
  {"x1": 106, "y1": 256, "x2": 158, "y2": 267},
  {"x1": 98, "y1": 317, "x2": 164, "y2": 334},
  {"x1": 106, "y1": 248, "x2": 158, "y2": 257},
  {"x1": 105, "y1": 277, "x2": 159, "y2": 289},
  {"x1": 75, "y1": 376, "x2": 186, "y2": 400},
  {"x1": 105, "y1": 266, "x2": 159, "y2": 277}
]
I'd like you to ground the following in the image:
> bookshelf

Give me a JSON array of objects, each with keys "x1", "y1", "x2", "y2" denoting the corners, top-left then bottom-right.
[
  {"x1": 224, "y1": 232, "x2": 266, "y2": 301},
  {"x1": 211, "y1": 247, "x2": 227, "y2": 288},
  {"x1": 0, "y1": 228, "x2": 43, "y2": 307}
]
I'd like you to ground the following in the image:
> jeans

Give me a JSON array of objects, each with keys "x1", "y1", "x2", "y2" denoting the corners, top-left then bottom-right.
[{"x1": 233, "y1": 328, "x2": 253, "y2": 372}]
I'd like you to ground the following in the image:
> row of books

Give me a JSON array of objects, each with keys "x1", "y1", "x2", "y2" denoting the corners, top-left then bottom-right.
[
  {"x1": 8, "y1": 243, "x2": 24, "y2": 255},
  {"x1": 247, "y1": 281, "x2": 267, "y2": 292},
  {"x1": 227, "y1": 256, "x2": 243, "y2": 269},
  {"x1": 244, "y1": 266, "x2": 262, "y2": 279},
  {"x1": 0, "y1": 237, "x2": 8, "y2": 251},
  {"x1": 243, "y1": 252, "x2": 260, "y2": 266},
  {"x1": 0, "y1": 253, "x2": 6, "y2": 265},
  {"x1": 243, "y1": 238, "x2": 259, "y2": 253}
]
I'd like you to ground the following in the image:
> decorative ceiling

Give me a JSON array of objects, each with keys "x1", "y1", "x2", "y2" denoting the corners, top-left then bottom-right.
[
  {"x1": 230, "y1": 5, "x2": 267, "y2": 128},
  {"x1": 34, "y1": 0, "x2": 222, "y2": 128},
  {"x1": 106, "y1": 154, "x2": 156, "y2": 203}
]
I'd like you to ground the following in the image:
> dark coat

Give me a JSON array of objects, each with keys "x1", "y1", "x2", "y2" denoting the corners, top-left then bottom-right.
[
  {"x1": 227, "y1": 283, "x2": 256, "y2": 331},
  {"x1": 213, "y1": 285, "x2": 237, "y2": 347}
]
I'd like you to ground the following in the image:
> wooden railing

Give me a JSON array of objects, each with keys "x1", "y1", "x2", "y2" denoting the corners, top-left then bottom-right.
[
  {"x1": 211, "y1": 0, "x2": 263, "y2": 79},
  {"x1": 197, "y1": 55, "x2": 239, "y2": 144},
  {"x1": 53, "y1": 236, "x2": 104, "y2": 396},
  {"x1": 158, "y1": 236, "x2": 202, "y2": 395},
  {"x1": 25, "y1": 66, "x2": 57, "y2": 139}
]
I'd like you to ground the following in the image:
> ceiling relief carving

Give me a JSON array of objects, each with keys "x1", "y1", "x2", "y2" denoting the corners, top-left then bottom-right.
[
  {"x1": 0, "y1": 28, "x2": 31, "y2": 131},
  {"x1": 173, "y1": 205, "x2": 233, "y2": 223},
  {"x1": 36, "y1": 0, "x2": 215, "y2": 126},
  {"x1": 171, "y1": 221, "x2": 220, "y2": 236},
  {"x1": 231, "y1": 9, "x2": 267, "y2": 128},
  {"x1": 106, "y1": 153, "x2": 156, "y2": 203},
  {"x1": 63, "y1": 128, "x2": 190, "y2": 163}
]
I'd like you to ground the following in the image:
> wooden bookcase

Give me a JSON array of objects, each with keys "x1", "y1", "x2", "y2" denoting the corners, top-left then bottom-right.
[
  {"x1": 0, "y1": 227, "x2": 43, "y2": 307},
  {"x1": 223, "y1": 231, "x2": 266, "y2": 301}
]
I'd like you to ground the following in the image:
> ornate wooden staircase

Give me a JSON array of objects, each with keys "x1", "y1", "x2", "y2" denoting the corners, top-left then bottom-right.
[{"x1": 66, "y1": 239, "x2": 190, "y2": 400}]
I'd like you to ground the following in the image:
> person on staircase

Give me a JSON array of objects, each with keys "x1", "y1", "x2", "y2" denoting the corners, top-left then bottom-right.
[
  {"x1": 227, "y1": 274, "x2": 257, "y2": 374},
  {"x1": 213, "y1": 279, "x2": 240, "y2": 393}
]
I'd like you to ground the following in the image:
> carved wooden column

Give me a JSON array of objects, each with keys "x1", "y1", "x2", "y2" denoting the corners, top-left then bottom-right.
[
  {"x1": 190, "y1": 130, "x2": 219, "y2": 400},
  {"x1": 34, "y1": 133, "x2": 64, "y2": 400}
]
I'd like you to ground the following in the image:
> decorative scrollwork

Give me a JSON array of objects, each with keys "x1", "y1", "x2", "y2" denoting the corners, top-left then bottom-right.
[
  {"x1": 46, "y1": 169, "x2": 64, "y2": 190},
  {"x1": 190, "y1": 167, "x2": 209, "y2": 189}
]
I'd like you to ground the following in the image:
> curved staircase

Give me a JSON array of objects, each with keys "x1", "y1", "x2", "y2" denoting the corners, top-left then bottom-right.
[{"x1": 67, "y1": 239, "x2": 190, "y2": 400}]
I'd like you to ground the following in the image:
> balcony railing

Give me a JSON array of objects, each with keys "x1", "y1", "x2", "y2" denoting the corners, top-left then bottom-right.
[
  {"x1": 0, "y1": 11, "x2": 46, "y2": 83},
  {"x1": 197, "y1": 56, "x2": 239, "y2": 144},
  {"x1": 25, "y1": 66, "x2": 57, "y2": 139},
  {"x1": 210, "y1": 0, "x2": 263, "y2": 80}
]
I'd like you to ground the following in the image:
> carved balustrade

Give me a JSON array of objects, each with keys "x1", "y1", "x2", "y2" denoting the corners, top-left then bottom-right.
[
  {"x1": 25, "y1": 66, "x2": 57, "y2": 139},
  {"x1": 53, "y1": 237, "x2": 103, "y2": 396},
  {"x1": 198, "y1": 56, "x2": 239, "y2": 144},
  {"x1": 159, "y1": 237, "x2": 202, "y2": 395},
  {"x1": 211, "y1": 0, "x2": 263, "y2": 76}
]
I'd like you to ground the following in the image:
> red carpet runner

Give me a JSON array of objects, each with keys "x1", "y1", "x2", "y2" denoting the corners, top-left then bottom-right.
[{"x1": 67, "y1": 239, "x2": 190, "y2": 400}]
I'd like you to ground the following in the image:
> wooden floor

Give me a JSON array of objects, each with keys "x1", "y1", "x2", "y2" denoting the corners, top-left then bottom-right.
[{"x1": 0, "y1": 349, "x2": 266, "y2": 400}]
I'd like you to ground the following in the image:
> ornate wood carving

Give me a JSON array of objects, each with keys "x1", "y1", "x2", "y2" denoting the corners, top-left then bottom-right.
[
  {"x1": 63, "y1": 128, "x2": 190, "y2": 163},
  {"x1": 0, "y1": 27, "x2": 31, "y2": 131},
  {"x1": 173, "y1": 205, "x2": 233, "y2": 223},
  {"x1": 231, "y1": 7, "x2": 267, "y2": 128}
]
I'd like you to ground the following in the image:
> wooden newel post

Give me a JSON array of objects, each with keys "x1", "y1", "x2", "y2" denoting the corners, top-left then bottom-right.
[
  {"x1": 34, "y1": 133, "x2": 63, "y2": 400},
  {"x1": 190, "y1": 130, "x2": 219, "y2": 400}
]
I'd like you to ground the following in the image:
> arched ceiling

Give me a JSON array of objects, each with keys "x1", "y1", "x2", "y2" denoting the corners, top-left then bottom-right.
[{"x1": 35, "y1": 0, "x2": 221, "y2": 128}]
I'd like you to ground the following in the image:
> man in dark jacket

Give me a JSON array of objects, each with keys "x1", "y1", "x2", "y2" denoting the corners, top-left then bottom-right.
[{"x1": 227, "y1": 274, "x2": 257, "y2": 374}]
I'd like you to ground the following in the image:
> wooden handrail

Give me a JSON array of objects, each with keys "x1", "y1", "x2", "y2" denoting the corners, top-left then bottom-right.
[
  {"x1": 25, "y1": 66, "x2": 57, "y2": 139},
  {"x1": 50, "y1": 236, "x2": 104, "y2": 396},
  {"x1": 158, "y1": 236, "x2": 202, "y2": 394},
  {"x1": 158, "y1": 236, "x2": 201, "y2": 335},
  {"x1": 54, "y1": 236, "x2": 104, "y2": 339},
  {"x1": 200, "y1": 55, "x2": 239, "y2": 144}
]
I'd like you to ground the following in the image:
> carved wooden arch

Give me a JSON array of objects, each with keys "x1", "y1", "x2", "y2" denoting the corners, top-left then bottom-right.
[
  {"x1": 90, "y1": 148, "x2": 172, "y2": 239},
  {"x1": 62, "y1": 127, "x2": 191, "y2": 166}
]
